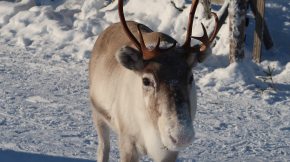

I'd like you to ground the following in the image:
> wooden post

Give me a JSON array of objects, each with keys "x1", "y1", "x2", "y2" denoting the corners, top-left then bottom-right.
[
  {"x1": 250, "y1": 0, "x2": 273, "y2": 51},
  {"x1": 252, "y1": 0, "x2": 265, "y2": 63},
  {"x1": 229, "y1": 0, "x2": 247, "y2": 63}
]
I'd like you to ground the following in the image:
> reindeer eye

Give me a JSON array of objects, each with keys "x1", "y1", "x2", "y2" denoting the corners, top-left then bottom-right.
[
  {"x1": 143, "y1": 78, "x2": 151, "y2": 86},
  {"x1": 189, "y1": 75, "x2": 193, "y2": 84}
]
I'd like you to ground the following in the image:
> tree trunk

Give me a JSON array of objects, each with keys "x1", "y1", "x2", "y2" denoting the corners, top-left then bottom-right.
[
  {"x1": 201, "y1": 0, "x2": 212, "y2": 19},
  {"x1": 229, "y1": 0, "x2": 247, "y2": 63}
]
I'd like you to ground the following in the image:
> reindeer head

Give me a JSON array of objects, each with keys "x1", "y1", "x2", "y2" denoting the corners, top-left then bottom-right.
[{"x1": 115, "y1": 0, "x2": 219, "y2": 150}]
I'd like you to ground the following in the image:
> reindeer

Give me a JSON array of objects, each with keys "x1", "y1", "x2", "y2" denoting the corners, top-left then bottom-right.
[{"x1": 89, "y1": 0, "x2": 221, "y2": 161}]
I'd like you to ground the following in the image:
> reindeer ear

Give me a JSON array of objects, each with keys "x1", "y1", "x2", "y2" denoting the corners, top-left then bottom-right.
[
  {"x1": 186, "y1": 48, "x2": 212, "y2": 67},
  {"x1": 196, "y1": 47, "x2": 212, "y2": 63},
  {"x1": 116, "y1": 46, "x2": 144, "y2": 70}
]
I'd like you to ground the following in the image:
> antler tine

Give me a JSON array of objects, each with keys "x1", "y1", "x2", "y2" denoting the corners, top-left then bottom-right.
[
  {"x1": 137, "y1": 25, "x2": 177, "y2": 60},
  {"x1": 182, "y1": 0, "x2": 220, "y2": 53},
  {"x1": 208, "y1": 12, "x2": 219, "y2": 43},
  {"x1": 118, "y1": 0, "x2": 141, "y2": 51},
  {"x1": 193, "y1": 12, "x2": 219, "y2": 52},
  {"x1": 137, "y1": 24, "x2": 147, "y2": 50},
  {"x1": 191, "y1": 23, "x2": 209, "y2": 52},
  {"x1": 118, "y1": 0, "x2": 177, "y2": 60},
  {"x1": 183, "y1": 0, "x2": 199, "y2": 48}
]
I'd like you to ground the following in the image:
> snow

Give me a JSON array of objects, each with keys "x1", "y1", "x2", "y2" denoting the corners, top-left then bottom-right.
[
  {"x1": 0, "y1": 0, "x2": 289, "y2": 161},
  {"x1": 0, "y1": 149, "x2": 94, "y2": 162}
]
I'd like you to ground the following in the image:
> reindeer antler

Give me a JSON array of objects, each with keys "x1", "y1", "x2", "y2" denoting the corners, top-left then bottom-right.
[
  {"x1": 118, "y1": 0, "x2": 219, "y2": 60},
  {"x1": 183, "y1": 0, "x2": 219, "y2": 53},
  {"x1": 118, "y1": 0, "x2": 176, "y2": 60}
]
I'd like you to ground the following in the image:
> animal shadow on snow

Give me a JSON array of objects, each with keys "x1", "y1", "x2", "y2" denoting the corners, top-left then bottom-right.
[
  {"x1": 176, "y1": 159, "x2": 196, "y2": 162},
  {"x1": 0, "y1": 149, "x2": 94, "y2": 162}
]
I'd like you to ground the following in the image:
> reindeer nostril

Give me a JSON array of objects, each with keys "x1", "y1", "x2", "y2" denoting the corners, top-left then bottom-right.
[{"x1": 169, "y1": 134, "x2": 177, "y2": 144}]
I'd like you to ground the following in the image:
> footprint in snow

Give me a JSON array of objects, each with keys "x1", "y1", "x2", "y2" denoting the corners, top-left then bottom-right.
[{"x1": 280, "y1": 127, "x2": 290, "y2": 131}]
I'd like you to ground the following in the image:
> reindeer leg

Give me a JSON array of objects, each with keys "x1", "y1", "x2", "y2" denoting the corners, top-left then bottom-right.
[
  {"x1": 119, "y1": 136, "x2": 139, "y2": 162},
  {"x1": 92, "y1": 110, "x2": 110, "y2": 162}
]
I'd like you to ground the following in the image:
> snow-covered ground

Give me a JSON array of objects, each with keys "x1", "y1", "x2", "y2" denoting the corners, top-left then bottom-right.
[{"x1": 0, "y1": 0, "x2": 289, "y2": 161}]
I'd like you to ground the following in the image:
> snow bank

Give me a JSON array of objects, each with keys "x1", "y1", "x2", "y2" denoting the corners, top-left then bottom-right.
[
  {"x1": 275, "y1": 63, "x2": 290, "y2": 83},
  {"x1": 199, "y1": 61, "x2": 263, "y2": 92},
  {"x1": 199, "y1": 58, "x2": 290, "y2": 103}
]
